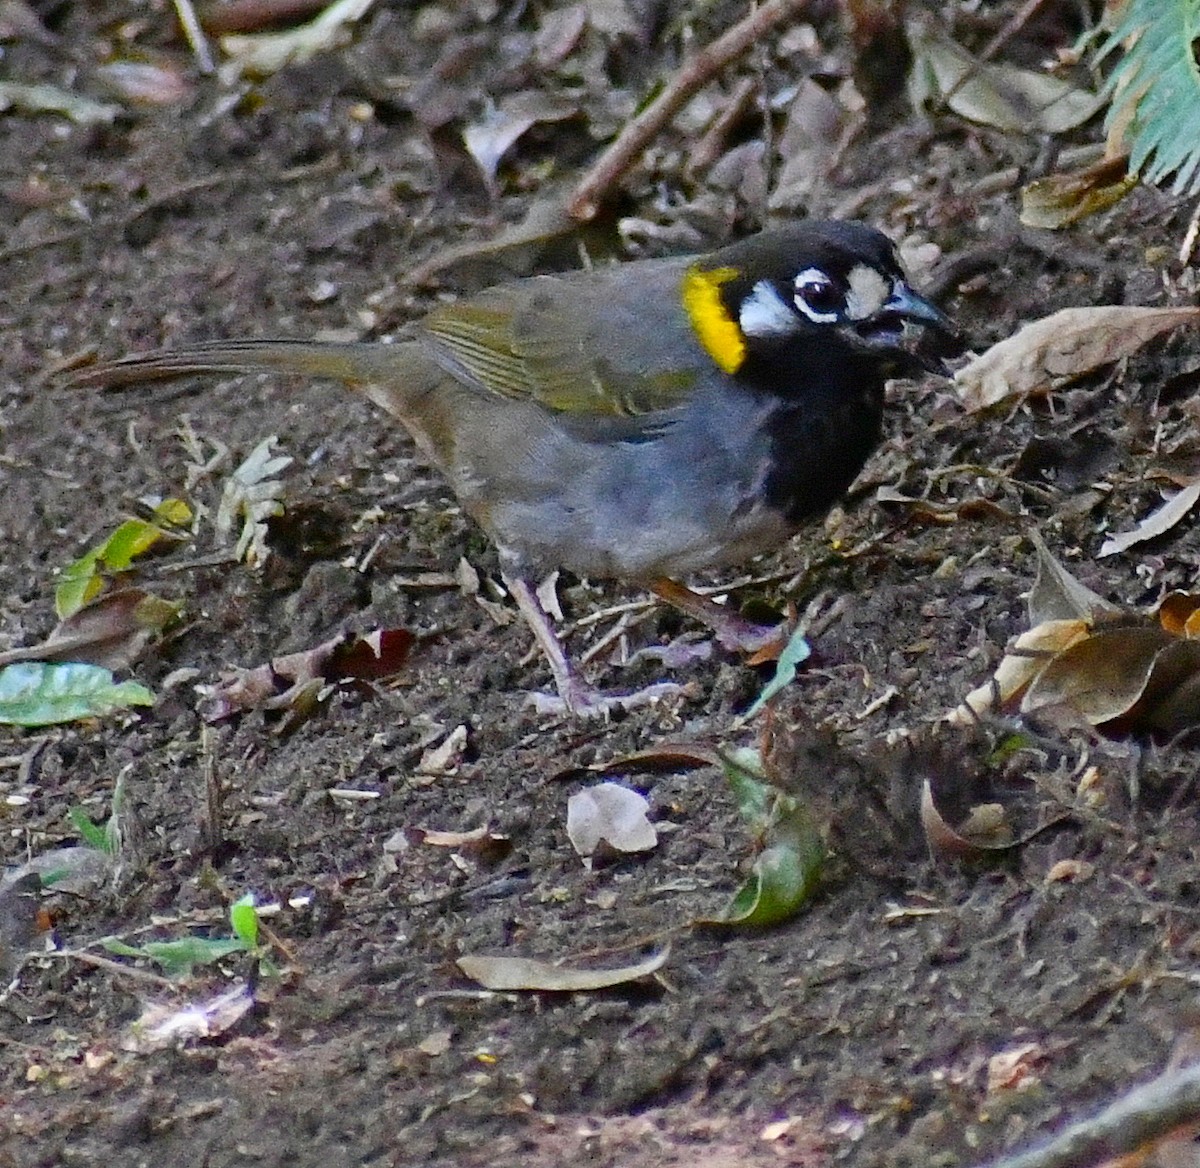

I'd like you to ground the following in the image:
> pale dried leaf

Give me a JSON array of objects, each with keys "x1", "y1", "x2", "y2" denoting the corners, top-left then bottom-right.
[
  {"x1": 124, "y1": 983, "x2": 255, "y2": 1053},
  {"x1": 908, "y1": 21, "x2": 1102, "y2": 134},
  {"x1": 950, "y1": 619, "x2": 1091, "y2": 722},
  {"x1": 0, "y1": 589, "x2": 178, "y2": 671},
  {"x1": 219, "y1": 0, "x2": 376, "y2": 80},
  {"x1": 1099, "y1": 481, "x2": 1200, "y2": 557},
  {"x1": 955, "y1": 306, "x2": 1200, "y2": 412},
  {"x1": 463, "y1": 92, "x2": 577, "y2": 188},
  {"x1": 456, "y1": 947, "x2": 668, "y2": 992},
  {"x1": 0, "y1": 81, "x2": 119, "y2": 124},
  {"x1": 566, "y1": 782, "x2": 657, "y2": 859},
  {"x1": 769, "y1": 79, "x2": 853, "y2": 211}
]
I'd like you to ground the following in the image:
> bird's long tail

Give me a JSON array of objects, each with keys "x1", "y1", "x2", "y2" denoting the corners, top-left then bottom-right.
[{"x1": 67, "y1": 337, "x2": 439, "y2": 425}]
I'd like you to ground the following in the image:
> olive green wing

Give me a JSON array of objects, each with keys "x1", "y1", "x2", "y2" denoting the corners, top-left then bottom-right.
[{"x1": 419, "y1": 261, "x2": 707, "y2": 418}]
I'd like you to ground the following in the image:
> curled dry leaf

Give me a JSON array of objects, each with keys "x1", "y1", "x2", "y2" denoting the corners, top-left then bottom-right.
[
  {"x1": 952, "y1": 618, "x2": 1091, "y2": 722},
  {"x1": 456, "y1": 947, "x2": 669, "y2": 992},
  {"x1": 919, "y1": 779, "x2": 1014, "y2": 863},
  {"x1": 218, "y1": 0, "x2": 376, "y2": 80},
  {"x1": 955, "y1": 306, "x2": 1200, "y2": 412},
  {"x1": 124, "y1": 983, "x2": 255, "y2": 1054},
  {"x1": 1099, "y1": 480, "x2": 1200, "y2": 557},
  {"x1": 1159, "y1": 592, "x2": 1200, "y2": 638},
  {"x1": 1027, "y1": 529, "x2": 1118, "y2": 625},
  {"x1": 463, "y1": 91, "x2": 578, "y2": 189},
  {"x1": 566, "y1": 782, "x2": 657, "y2": 861}
]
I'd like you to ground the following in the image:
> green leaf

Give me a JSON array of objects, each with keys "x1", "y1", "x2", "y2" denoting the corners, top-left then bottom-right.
[
  {"x1": 705, "y1": 747, "x2": 826, "y2": 928},
  {"x1": 56, "y1": 499, "x2": 192, "y2": 618},
  {"x1": 103, "y1": 935, "x2": 247, "y2": 976},
  {"x1": 743, "y1": 626, "x2": 812, "y2": 719},
  {"x1": 229, "y1": 895, "x2": 260, "y2": 948},
  {"x1": 722, "y1": 746, "x2": 775, "y2": 831},
  {"x1": 69, "y1": 806, "x2": 114, "y2": 854},
  {"x1": 1097, "y1": 0, "x2": 1200, "y2": 196},
  {"x1": 0, "y1": 662, "x2": 153, "y2": 726}
]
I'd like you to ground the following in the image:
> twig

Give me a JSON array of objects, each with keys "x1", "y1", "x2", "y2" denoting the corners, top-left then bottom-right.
[
  {"x1": 173, "y1": 0, "x2": 216, "y2": 74},
  {"x1": 48, "y1": 949, "x2": 178, "y2": 989},
  {"x1": 979, "y1": 0, "x2": 1055, "y2": 62},
  {"x1": 980, "y1": 1061, "x2": 1200, "y2": 1168},
  {"x1": 567, "y1": 0, "x2": 808, "y2": 220}
]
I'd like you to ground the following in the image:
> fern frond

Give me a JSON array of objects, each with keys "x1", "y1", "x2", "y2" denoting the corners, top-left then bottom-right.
[{"x1": 1098, "y1": 0, "x2": 1200, "y2": 196}]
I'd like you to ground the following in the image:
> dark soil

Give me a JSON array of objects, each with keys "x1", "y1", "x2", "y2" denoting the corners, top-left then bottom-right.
[{"x1": 4, "y1": 3, "x2": 1200, "y2": 1166}]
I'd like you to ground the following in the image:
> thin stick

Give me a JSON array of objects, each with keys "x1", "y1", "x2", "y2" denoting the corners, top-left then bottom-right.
[
  {"x1": 980, "y1": 1061, "x2": 1200, "y2": 1168},
  {"x1": 567, "y1": 0, "x2": 808, "y2": 220},
  {"x1": 173, "y1": 0, "x2": 215, "y2": 74}
]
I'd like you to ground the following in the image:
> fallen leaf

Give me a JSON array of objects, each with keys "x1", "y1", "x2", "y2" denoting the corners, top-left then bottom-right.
[
  {"x1": 417, "y1": 726, "x2": 469, "y2": 775},
  {"x1": 1020, "y1": 155, "x2": 1138, "y2": 229},
  {"x1": 742, "y1": 625, "x2": 812, "y2": 719},
  {"x1": 566, "y1": 782, "x2": 657, "y2": 860},
  {"x1": 955, "y1": 307, "x2": 1200, "y2": 412},
  {"x1": 456, "y1": 947, "x2": 669, "y2": 992},
  {"x1": 56, "y1": 498, "x2": 192, "y2": 618},
  {"x1": 951, "y1": 618, "x2": 1091, "y2": 722},
  {"x1": 463, "y1": 91, "x2": 577, "y2": 190},
  {"x1": 218, "y1": 0, "x2": 376, "y2": 80},
  {"x1": 1158, "y1": 592, "x2": 1200, "y2": 638},
  {"x1": 1099, "y1": 481, "x2": 1200, "y2": 557},
  {"x1": 701, "y1": 748, "x2": 825, "y2": 927},
  {"x1": 0, "y1": 80, "x2": 119, "y2": 124},
  {"x1": 1027, "y1": 530, "x2": 1120, "y2": 624},
  {"x1": 986, "y1": 1043, "x2": 1044, "y2": 1094},
  {"x1": 908, "y1": 21, "x2": 1102, "y2": 134},
  {"x1": 0, "y1": 589, "x2": 180, "y2": 672},
  {"x1": 1020, "y1": 626, "x2": 1178, "y2": 724},
  {"x1": 0, "y1": 662, "x2": 153, "y2": 726},
  {"x1": 920, "y1": 780, "x2": 1011, "y2": 862}
]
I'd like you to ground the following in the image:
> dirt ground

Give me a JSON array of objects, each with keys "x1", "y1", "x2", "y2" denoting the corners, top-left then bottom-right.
[{"x1": 4, "y1": 2, "x2": 1200, "y2": 1166}]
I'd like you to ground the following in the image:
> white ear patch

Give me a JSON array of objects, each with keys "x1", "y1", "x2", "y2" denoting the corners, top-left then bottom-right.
[
  {"x1": 739, "y1": 280, "x2": 801, "y2": 337},
  {"x1": 844, "y1": 263, "x2": 891, "y2": 321}
]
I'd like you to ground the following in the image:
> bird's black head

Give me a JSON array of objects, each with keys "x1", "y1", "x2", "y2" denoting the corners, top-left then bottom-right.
[{"x1": 683, "y1": 220, "x2": 959, "y2": 385}]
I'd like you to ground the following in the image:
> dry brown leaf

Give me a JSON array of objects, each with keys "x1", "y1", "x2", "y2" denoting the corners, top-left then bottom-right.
[
  {"x1": 951, "y1": 618, "x2": 1091, "y2": 722},
  {"x1": 0, "y1": 589, "x2": 179, "y2": 672},
  {"x1": 199, "y1": 627, "x2": 415, "y2": 721},
  {"x1": 1028, "y1": 530, "x2": 1120, "y2": 624},
  {"x1": 1158, "y1": 592, "x2": 1200, "y2": 638},
  {"x1": 1021, "y1": 626, "x2": 1177, "y2": 725},
  {"x1": 919, "y1": 780, "x2": 1012, "y2": 862},
  {"x1": 955, "y1": 306, "x2": 1200, "y2": 412},
  {"x1": 1020, "y1": 155, "x2": 1138, "y2": 230},
  {"x1": 908, "y1": 20, "x2": 1102, "y2": 134}
]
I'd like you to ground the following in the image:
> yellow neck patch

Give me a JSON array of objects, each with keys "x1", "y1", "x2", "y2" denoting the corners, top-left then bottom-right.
[{"x1": 681, "y1": 265, "x2": 745, "y2": 374}]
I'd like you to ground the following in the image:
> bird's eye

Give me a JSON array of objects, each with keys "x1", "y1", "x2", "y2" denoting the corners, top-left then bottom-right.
[{"x1": 793, "y1": 269, "x2": 844, "y2": 321}]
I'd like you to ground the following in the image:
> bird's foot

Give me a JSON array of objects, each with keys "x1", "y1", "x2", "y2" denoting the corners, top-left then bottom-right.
[
  {"x1": 526, "y1": 679, "x2": 694, "y2": 719},
  {"x1": 646, "y1": 577, "x2": 787, "y2": 659}
]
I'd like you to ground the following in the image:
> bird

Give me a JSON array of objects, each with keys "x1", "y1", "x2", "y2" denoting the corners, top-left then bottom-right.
[{"x1": 69, "y1": 220, "x2": 957, "y2": 716}]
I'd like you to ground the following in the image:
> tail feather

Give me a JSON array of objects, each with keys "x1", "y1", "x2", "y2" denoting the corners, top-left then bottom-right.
[{"x1": 69, "y1": 338, "x2": 422, "y2": 391}]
